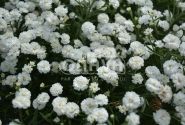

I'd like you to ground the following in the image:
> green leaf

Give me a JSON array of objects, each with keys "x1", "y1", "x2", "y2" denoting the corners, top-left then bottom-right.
[
  {"x1": 29, "y1": 110, "x2": 38, "y2": 125},
  {"x1": 39, "y1": 112, "x2": 53, "y2": 124},
  {"x1": 141, "y1": 98, "x2": 147, "y2": 113},
  {"x1": 107, "y1": 120, "x2": 113, "y2": 125}
]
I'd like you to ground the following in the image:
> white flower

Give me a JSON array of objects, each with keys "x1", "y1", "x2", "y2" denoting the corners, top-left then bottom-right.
[
  {"x1": 173, "y1": 92, "x2": 185, "y2": 106},
  {"x1": 138, "y1": 15, "x2": 151, "y2": 25},
  {"x1": 52, "y1": 97, "x2": 68, "y2": 116},
  {"x1": 174, "y1": 106, "x2": 185, "y2": 125},
  {"x1": 171, "y1": 73, "x2": 185, "y2": 90},
  {"x1": 50, "y1": 83, "x2": 63, "y2": 96},
  {"x1": 0, "y1": 37, "x2": 19, "y2": 53},
  {"x1": 109, "y1": 0, "x2": 120, "y2": 9},
  {"x1": 94, "y1": 0, "x2": 106, "y2": 10},
  {"x1": 10, "y1": 9, "x2": 21, "y2": 21},
  {"x1": 12, "y1": 88, "x2": 31, "y2": 109},
  {"x1": 179, "y1": 42, "x2": 185, "y2": 56},
  {"x1": 173, "y1": 24, "x2": 180, "y2": 31},
  {"x1": 19, "y1": 31, "x2": 35, "y2": 43},
  {"x1": 98, "y1": 23, "x2": 114, "y2": 35},
  {"x1": 12, "y1": 96, "x2": 31, "y2": 109},
  {"x1": 158, "y1": 85, "x2": 172, "y2": 103},
  {"x1": 74, "y1": 39, "x2": 83, "y2": 48},
  {"x1": 39, "y1": 0, "x2": 52, "y2": 10},
  {"x1": 51, "y1": 62, "x2": 59, "y2": 73},
  {"x1": 87, "y1": 108, "x2": 109, "y2": 124},
  {"x1": 61, "y1": 33, "x2": 70, "y2": 44},
  {"x1": 15, "y1": 88, "x2": 31, "y2": 98},
  {"x1": 37, "y1": 60, "x2": 51, "y2": 74},
  {"x1": 132, "y1": 73, "x2": 143, "y2": 84},
  {"x1": 124, "y1": 20, "x2": 135, "y2": 31},
  {"x1": 69, "y1": 0, "x2": 78, "y2": 6},
  {"x1": 153, "y1": 109, "x2": 171, "y2": 125},
  {"x1": 180, "y1": 23, "x2": 185, "y2": 30},
  {"x1": 90, "y1": 42, "x2": 101, "y2": 50},
  {"x1": 2, "y1": 75, "x2": 17, "y2": 87},
  {"x1": 122, "y1": 91, "x2": 142, "y2": 110},
  {"x1": 118, "y1": 32, "x2": 131, "y2": 44},
  {"x1": 126, "y1": 112, "x2": 140, "y2": 125},
  {"x1": 144, "y1": 28, "x2": 153, "y2": 35},
  {"x1": 163, "y1": 60, "x2": 183, "y2": 76},
  {"x1": 98, "y1": 13, "x2": 109, "y2": 24},
  {"x1": 158, "y1": 20, "x2": 170, "y2": 31},
  {"x1": 159, "y1": 74, "x2": 170, "y2": 84},
  {"x1": 50, "y1": 39, "x2": 62, "y2": 53},
  {"x1": 128, "y1": 56, "x2": 144, "y2": 70},
  {"x1": 58, "y1": 61, "x2": 69, "y2": 71},
  {"x1": 117, "y1": 105, "x2": 128, "y2": 114},
  {"x1": 96, "y1": 124, "x2": 107, "y2": 125},
  {"x1": 177, "y1": 30, "x2": 183, "y2": 37},
  {"x1": 86, "y1": 52, "x2": 98, "y2": 64},
  {"x1": 17, "y1": 72, "x2": 31, "y2": 85},
  {"x1": 53, "y1": 117, "x2": 60, "y2": 123},
  {"x1": 129, "y1": 41, "x2": 149, "y2": 59},
  {"x1": 0, "y1": 59, "x2": 18, "y2": 74},
  {"x1": 155, "y1": 40, "x2": 164, "y2": 48},
  {"x1": 114, "y1": 13, "x2": 126, "y2": 24},
  {"x1": 69, "y1": 63, "x2": 82, "y2": 75},
  {"x1": 81, "y1": 98, "x2": 98, "y2": 115},
  {"x1": 145, "y1": 78, "x2": 163, "y2": 94},
  {"x1": 22, "y1": 63, "x2": 34, "y2": 73},
  {"x1": 81, "y1": 21, "x2": 96, "y2": 35},
  {"x1": 16, "y1": 1, "x2": 35, "y2": 13},
  {"x1": 33, "y1": 99, "x2": 45, "y2": 110},
  {"x1": 55, "y1": 5, "x2": 68, "y2": 17},
  {"x1": 69, "y1": 12, "x2": 76, "y2": 19},
  {"x1": 89, "y1": 82, "x2": 100, "y2": 93},
  {"x1": 69, "y1": 49, "x2": 83, "y2": 61},
  {"x1": 0, "y1": 18, "x2": 7, "y2": 32},
  {"x1": 73, "y1": 76, "x2": 89, "y2": 91},
  {"x1": 94, "y1": 46, "x2": 117, "y2": 59},
  {"x1": 163, "y1": 34, "x2": 181, "y2": 50},
  {"x1": 69, "y1": 0, "x2": 88, "y2": 6},
  {"x1": 37, "y1": 92, "x2": 50, "y2": 104},
  {"x1": 97, "y1": 66, "x2": 119, "y2": 86},
  {"x1": 80, "y1": 46, "x2": 91, "y2": 54},
  {"x1": 65, "y1": 102, "x2": 80, "y2": 118},
  {"x1": 106, "y1": 59, "x2": 125, "y2": 73},
  {"x1": 127, "y1": 0, "x2": 148, "y2": 6},
  {"x1": 9, "y1": 119, "x2": 21, "y2": 125},
  {"x1": 33, "y1": 92, "x2": 50, "y2": 110},
  {"x1": 94, "y1": 94, "x2": 108, "y2": 106},
  {"x1": 45, "y1": 12, "x2": 59, "y2": 25},
  {"x1": 61, "y1": 45, "x2": 73, "y2": 57},
  {"x1": 37, "y1": 50, "x2": 46, "y2": 60},
  {"x1": 145, "y1": 66, "x2": 161, "y2": 79},
  {"x1": 181, "y1": 35, "x2": 185, "y2": 42}
]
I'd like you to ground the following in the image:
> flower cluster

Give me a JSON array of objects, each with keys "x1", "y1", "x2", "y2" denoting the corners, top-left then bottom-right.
[{"x1": 0, "y1": 0, "x2": 185, "y2": 125}]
